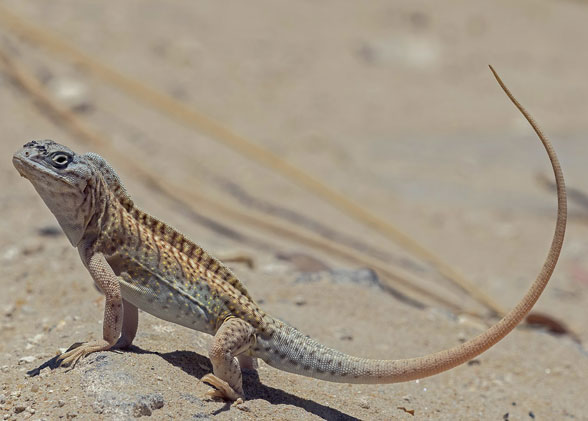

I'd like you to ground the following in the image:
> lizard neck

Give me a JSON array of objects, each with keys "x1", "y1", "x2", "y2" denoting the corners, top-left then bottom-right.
[{"x1": 81, "y1": 182, "x2": 126, "y2": 257}]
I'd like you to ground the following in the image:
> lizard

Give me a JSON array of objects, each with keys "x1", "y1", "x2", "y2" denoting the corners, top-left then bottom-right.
[{"x1": 12, "y1": 67, "x2": 566, "y2": 403}]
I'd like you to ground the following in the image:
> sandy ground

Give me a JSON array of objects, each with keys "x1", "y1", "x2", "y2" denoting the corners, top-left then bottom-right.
[{"x1": 1, "y1": 1, "x2": 587, "y2": 420}]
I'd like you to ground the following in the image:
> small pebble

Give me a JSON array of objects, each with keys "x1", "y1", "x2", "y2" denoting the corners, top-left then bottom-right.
[
  {"x1": 46, "y1": 78, "x2": 91, "y2": 112},
  {"x1": 31, "y1": 385, "x2": 39, "y2": 393},
  {"x1": 293, "y1": 296, "x2": 306, "y2": 306},
  {"x1": 2, "y1": 246, "x2": 18, "y2": 261},
  {"x1": 334, "y1": 328, "x2": 353, "y2": 341},
  {"x1": 133, "y1": 403, "x2": 152, "y2": 417},
  {"x1": 357, "y1": 397, "x2": 370, "y2": 409},
  {"x1": 28, "y1": 333, "x2": 45, "y2": 344},
  {"x1": 57, "y1": 400, "x2": 65, "y2": 408},
  {"x1": 236, "y1": 403, "x2": 251, "y2": 412},
  {"x1": 14, "y1": 406, "x2": 25, "y2": 413},
  {"x1": 3, "y1": 304, "x2": 15, "y2": 318},
  {"x1": 19, "y1": 356, "x2": 36, "y2": 364}
]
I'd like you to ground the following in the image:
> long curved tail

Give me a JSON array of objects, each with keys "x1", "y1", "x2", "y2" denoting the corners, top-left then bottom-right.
[{"x1": 253, "y1": 66, "x2": 567, "y2": 383}]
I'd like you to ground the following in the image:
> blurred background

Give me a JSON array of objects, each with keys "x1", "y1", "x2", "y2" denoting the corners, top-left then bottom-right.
[{"x1": 1, "y1": 1, "x2": 587, "y2": 420}]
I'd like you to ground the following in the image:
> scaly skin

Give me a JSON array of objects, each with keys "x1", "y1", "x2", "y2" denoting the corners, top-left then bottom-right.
[{"x1": 12, "y1": 69, "x2": 566, "y2": 402}]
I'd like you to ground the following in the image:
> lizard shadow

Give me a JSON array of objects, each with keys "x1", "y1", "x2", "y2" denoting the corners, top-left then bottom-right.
[
  {"x1": 156, "y1": 349, "x2": 361, "y2": 421},
  {"x1": 26, "y1": 342, "x2": 86, "y2": 376},
  {"x1": 27, "y1": 346, "x2": 360, "y2": 420}
]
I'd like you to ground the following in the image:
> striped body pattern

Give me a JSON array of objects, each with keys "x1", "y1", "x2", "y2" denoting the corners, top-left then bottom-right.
[{"x1": 84, "y1": 152, "x2": 268, "y2": 334}]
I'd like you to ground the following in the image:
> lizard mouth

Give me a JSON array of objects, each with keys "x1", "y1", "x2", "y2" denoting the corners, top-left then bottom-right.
[{"x1": 12, "y1": 154, "x2": 34, "y2": 179}]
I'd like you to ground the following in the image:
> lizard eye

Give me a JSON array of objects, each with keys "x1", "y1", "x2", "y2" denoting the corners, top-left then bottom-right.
[{"x1": 50, "y1": 152, "x2": 72, "y2": 168}]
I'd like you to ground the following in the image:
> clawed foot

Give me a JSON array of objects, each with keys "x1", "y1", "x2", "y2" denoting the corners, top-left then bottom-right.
[
  {"x1": 57, "y1": 341, "x2": 112, "y2": 367},
  {"x1": 201, "y1": 374, "x2": 244, "y2": 403}
]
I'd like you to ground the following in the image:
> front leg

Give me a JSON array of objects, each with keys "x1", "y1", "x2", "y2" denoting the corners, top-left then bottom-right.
[{"x1": 59, "y1": 252, "x2": 123, "y2": 366}]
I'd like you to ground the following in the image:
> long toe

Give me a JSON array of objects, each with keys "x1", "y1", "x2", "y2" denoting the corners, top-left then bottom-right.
[{"x1": 201, "y1": 374, "x2": 244, "y2": 402}]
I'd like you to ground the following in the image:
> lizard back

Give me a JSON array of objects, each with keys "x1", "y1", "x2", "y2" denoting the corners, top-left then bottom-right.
[{"x1": 82, "y1": 153, "x2": 266, "y2": 332}]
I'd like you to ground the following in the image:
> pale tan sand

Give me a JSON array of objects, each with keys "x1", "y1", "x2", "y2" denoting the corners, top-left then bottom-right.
[{"x1": 0, "y1": 2, "x2": 587, "y2": 419}]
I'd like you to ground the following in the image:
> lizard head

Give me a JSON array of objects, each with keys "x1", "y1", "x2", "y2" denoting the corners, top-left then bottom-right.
[{"x1": 13, "y1": 140, "x2": 101, "y2": 247}]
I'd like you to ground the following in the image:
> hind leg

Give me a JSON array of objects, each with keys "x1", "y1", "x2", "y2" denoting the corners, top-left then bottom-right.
[
  {"x1": 202, "y1": 317, "x2": 255, "y2": 402},
  {"x1": 115, "y1": 299, "x2": 138, "y2": 349},
  {"x1": 237, "y1": 354, "x2": 258, "y2": 371}
]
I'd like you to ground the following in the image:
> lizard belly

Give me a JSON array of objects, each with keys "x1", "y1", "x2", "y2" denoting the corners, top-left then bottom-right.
[{"x1": 118, "y1": 275, "x2": 216, "y2": 334}]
